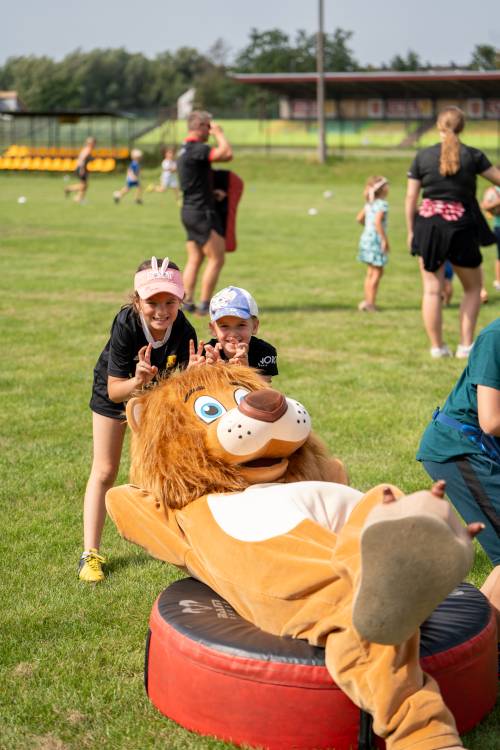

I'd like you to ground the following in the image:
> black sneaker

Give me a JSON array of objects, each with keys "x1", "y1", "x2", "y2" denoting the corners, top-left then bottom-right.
[
  {"x1": 182, "y1": 301, "x2": 196, "y2": 313},
  {"x1": 196, "y1": 301, "x2": 210, "y2": 316}
]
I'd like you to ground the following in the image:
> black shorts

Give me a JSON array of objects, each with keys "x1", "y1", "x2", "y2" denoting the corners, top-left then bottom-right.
[
  {"x1": 412, "y1": 214, "x2": 482, "y2": 272},
  {"x1": 181, "y1": 207, "x2": 224, "y2": 246},
  {"x1": 76, "y1": 167, "x2": 88, "y2": 182}
]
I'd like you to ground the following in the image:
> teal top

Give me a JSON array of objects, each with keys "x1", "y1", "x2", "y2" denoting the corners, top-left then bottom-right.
[{"x1": 417, "y1": 318, "x2": 500, "y2": 462}]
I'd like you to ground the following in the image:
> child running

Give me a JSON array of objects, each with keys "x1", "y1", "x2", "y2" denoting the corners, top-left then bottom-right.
[
  {"x1": 113, "y1": 148, "x2": 143, "y2": 205},
  {"x1": 356, "y1": 176, "x2": 390, "y2": 312},
  {"x1": 79, "y1": 256, "x2": 197, "y2": 582},
  {"x1": 202, "y1": 286, "x2": 278, "y2": 382},
  {"x1": 146, "y1": 146, "x2": 180, "y2": 203}
]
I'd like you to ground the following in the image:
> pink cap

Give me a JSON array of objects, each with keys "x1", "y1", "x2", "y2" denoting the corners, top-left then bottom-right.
[{"x1": 134, "y1": 257, "x2": 184, "y2": 300}]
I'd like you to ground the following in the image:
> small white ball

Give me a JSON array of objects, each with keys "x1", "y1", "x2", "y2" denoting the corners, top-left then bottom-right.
[
  {"x1": 308, "y1": 207, "x2": 318, "y2": 216},
  {"x1": 17, "y1": 196, "x2": 27, "y2": 204},
  {"x1": 323, "y1": 190, "x2": 333, "y2": 199}
]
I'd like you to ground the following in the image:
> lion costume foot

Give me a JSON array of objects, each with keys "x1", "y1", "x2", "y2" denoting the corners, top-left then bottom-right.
[{"x1": 352, "y1": 490, "x2": 474, "y2": 645}]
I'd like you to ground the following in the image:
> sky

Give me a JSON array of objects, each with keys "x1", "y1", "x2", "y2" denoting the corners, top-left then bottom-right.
[{"x1": 1, "y1": 0, "x2": 499, "y2": 68}]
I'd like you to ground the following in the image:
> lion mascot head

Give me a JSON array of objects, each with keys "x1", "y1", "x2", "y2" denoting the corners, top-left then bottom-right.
[{"x1": 126, "y1": 364, "x2": 348, "y2": 510}]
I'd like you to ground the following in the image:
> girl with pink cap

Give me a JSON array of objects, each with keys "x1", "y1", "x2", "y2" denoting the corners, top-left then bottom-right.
[{"x1": 79, "y1": 257, "x2": 197, "y2": 582}]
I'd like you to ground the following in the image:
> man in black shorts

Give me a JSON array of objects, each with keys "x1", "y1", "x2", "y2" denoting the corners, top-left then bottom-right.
[{"x1": 177, "y1": 111, "x2": 233, "y2": 315}]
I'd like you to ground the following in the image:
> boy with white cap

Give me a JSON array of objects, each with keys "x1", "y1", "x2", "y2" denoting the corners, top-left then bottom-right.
[{"x1": 204, "y1": 286, "x2": 278, "y2": 382}]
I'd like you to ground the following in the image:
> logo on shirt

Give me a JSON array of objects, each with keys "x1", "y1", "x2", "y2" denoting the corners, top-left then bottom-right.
[
  {"x1": 166, "y1": 354, "x2": 177, "y2": 369},
  {"x1": 258, "y1": 355, "x2": 276, "y2": 367}
]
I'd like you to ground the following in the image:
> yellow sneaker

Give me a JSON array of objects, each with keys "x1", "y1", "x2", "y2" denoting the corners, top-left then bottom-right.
[{"x1": 78, "y1": 549, "x2": 106, "y2": 582}]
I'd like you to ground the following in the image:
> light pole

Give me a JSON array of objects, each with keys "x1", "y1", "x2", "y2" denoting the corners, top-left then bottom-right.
[{"x1": 317, "y1": 0, "x2": 326, "y2": 163}]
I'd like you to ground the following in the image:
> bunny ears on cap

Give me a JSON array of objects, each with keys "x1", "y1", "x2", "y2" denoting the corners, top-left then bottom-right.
[{"x1": 134, "y1": 257, "x2": 185, "y2": 300}]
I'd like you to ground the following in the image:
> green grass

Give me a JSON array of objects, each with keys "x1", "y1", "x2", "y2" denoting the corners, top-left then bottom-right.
[
  {"x1": 138, "y1": 118, "x2": 500, "y2": 152},
  {"x1": 1, "y1": 155, "x2": 499, "y2": 749}
]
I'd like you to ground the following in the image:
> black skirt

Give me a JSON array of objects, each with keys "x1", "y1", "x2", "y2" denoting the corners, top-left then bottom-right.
[{"x1": 411, "y1": 201, "x2": 494, "y2": 272}]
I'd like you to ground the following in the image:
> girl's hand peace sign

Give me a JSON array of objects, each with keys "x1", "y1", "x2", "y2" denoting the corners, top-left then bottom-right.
[{"x1": 135, "y1": 343, "x2": 158, "y2": 386}]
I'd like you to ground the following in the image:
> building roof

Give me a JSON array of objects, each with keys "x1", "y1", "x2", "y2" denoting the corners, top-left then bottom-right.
[
  {"x1": 231, "y1": 71, "x2": 500, "y2": 98},
  {"x1": 0, "y1": 109, "x2": 136, "y2": 118}
]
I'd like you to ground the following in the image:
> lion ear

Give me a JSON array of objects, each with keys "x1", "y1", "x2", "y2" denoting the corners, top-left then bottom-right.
[{"x1": 126, "y1": 397, "x2": 142, "y2": 432}]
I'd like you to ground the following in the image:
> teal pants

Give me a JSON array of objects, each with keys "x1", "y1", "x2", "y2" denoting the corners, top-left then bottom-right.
[{"x1": 423, "y1": 454, "x2": 500, "y2": 566}]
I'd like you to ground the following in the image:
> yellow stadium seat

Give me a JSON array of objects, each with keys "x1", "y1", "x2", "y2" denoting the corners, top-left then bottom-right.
[
  {"x1": 62, "y1": 158, "x2": 73, "y2": 170},
  {"x1": 20, "y1": 157, "x2": 31, "y2": 170},
  {"x1": 101, "y1": 158, "x2": 116, "y2": 172},
  {"x1": 11, "y1": 157, "x2": 22, "y2": 169},
  {"x1": 31, "y1": 157, "x2": 42, "y2": 170},
  {"x1": 6, "y1": 145, "x2": 19, "y2": 157},
  {"x1": 51, "y1": 158, "x2": 63, "y2": 170},
  {"x1": 41, "y1": 157, "x2": 52, "y2": 170},
  {"x1": 88, "y1": 158, "x2": 102, "y2": 172},
  {"x1": 18, "y1": 146, "x2": 29, "y2": 157},
  {"x1": 0, "y1": 158, "x2": 5, "y2": 169}
]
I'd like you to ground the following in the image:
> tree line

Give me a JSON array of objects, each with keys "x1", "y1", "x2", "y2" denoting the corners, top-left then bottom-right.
[{"x1": 0, "y1": 28, "x2": 497, "y2": 116}]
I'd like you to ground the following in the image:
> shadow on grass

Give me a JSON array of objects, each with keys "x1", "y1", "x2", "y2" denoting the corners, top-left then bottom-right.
[
  {"x1": 260, "y1": 303, "x2": 421, "y2": 314},
  {"x1": 106, "y1": 552, "x2": 153, "y2": 575}
]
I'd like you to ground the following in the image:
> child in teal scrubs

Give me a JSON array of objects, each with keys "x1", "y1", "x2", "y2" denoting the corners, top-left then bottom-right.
[{"x1": 418, "y1": 317, "x2": 500, "y2": 565}]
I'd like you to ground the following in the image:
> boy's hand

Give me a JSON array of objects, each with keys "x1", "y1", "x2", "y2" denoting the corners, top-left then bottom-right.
[
  {"x1": 187, "y1": 339, "x2": 206, "y2": 368},
  {"x1": 135, "y1": 343, "x2": 158, "y2": 385},
  {"x1": 229, "y1": 342, "x2": 249, "y2": 367},
  {"x1": 204, "y1": 342, "x2": 222, "y2": 365},
  {"x1": 210, "y1": 121, "x2": 224, "y2": 137}
]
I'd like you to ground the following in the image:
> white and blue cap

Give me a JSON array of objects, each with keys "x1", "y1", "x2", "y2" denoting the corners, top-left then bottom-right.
[{"x1": 209, "y1": 286, "x2": 259, "y2": 322}]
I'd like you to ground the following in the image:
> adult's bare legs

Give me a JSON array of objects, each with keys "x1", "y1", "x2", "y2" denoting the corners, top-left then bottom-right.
[
  {"x1": 183, "y1": 241, "x2": 204, "y2": 303},
  {"x1": 83, "y1": 413, "x2": 127, "y2": 550},
  {"x1": 199, "y1": 230, "x2": 226, "y2": 305},
  {"x1": 452, "y1": 265, "x2": 482, "y2": 347},
  {"x1": 419, "y1": 258, "x2": 446, "y2": 349}
]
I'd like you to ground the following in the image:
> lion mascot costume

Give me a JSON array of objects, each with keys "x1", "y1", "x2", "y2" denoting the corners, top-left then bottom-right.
[{"x1": 106, "y1": 364, "x2": 476, "y2": 750}]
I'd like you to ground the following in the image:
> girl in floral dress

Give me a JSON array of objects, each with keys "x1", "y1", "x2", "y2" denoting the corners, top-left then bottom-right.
[{"x1": 356, "y1": 176, "x2": 389, "y2": 311}]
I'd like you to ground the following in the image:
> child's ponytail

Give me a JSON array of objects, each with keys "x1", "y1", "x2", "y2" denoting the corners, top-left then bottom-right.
[{"x1": 437, "y1": 107, "x2": 464, "y2": 176}]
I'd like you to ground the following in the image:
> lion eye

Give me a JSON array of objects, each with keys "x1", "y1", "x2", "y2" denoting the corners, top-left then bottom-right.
[
  {"x1": 194, "y1": 396, "x2": 227, "y2": 423},
  {"x1": 234, "y1": 387, "x2": 250, "y2": 405}
]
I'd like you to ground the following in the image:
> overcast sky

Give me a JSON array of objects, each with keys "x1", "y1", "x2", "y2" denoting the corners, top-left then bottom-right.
[{"x1": 2, "y1": 0, "x2": 499, "y2": 68}]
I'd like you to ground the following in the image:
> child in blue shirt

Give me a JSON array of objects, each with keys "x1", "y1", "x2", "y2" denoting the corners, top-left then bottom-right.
[{"x1": 113, "y1": 148, "x2": 143, "y2": 204}]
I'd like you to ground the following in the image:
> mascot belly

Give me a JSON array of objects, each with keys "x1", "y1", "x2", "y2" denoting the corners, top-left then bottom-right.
[{"x1": 106, "y1": 364, "x2": 496, "y2": 750}]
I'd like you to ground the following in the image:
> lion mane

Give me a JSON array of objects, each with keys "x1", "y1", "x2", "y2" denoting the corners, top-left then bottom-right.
[{"x1": 129, "y1": 364, "x2": 347, "y2": 510}]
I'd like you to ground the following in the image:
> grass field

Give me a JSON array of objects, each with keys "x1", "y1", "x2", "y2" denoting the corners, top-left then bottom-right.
[
  {"x1": 138, "y1": 118, "x2": 500, "y2": 153},
  {"x1": 1, "y1": 154, "x2": 499, "y2": 749}
]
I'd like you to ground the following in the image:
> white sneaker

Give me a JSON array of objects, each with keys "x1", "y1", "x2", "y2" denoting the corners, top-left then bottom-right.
[
  {"x1": 456, "y1": 344, "x2": 473, "y2": 359},
  {"x1": 430, "y1": 345, "x2": 452, "y2": 358},
  {"x1": 494, "y1": 281, "x2": 500, "y2": 291}
]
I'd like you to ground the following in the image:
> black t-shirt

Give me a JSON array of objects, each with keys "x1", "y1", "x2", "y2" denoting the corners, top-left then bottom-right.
[
  {"x1": 90, "y1": 306, "x2": 197, "y2": 418},
  {"x1": 204, "y1": 336, "x2": 278, "y2": 377},
  {"x1": 408, "y1": 143, "x2": 491, "y2": 204},
  {"x1": 177, "y1": 140, "x2": 214, "y2": 210}
]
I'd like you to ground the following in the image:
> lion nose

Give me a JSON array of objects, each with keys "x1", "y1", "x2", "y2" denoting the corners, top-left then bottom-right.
[{"x1": 238, "y1": 389, "x2": 288, "y2": 423}]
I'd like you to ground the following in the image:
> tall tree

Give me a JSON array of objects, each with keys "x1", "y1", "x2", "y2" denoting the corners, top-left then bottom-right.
[
  {"x1": 469, "y1": 44, "x2": 499, "y2": 70},
  {"x1": 388, "y1": 50, "x2": 423, "y2": 71}
]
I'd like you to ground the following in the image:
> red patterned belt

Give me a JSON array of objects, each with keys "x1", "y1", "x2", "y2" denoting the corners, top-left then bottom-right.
[{"x1": 418, "y1": 198, "x2": 465, "y2": 221}]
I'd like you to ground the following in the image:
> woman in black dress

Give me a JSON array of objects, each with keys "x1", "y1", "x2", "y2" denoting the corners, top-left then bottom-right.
[{"x1": 405, "y1": 107, "x2": 500, "y2": 358}]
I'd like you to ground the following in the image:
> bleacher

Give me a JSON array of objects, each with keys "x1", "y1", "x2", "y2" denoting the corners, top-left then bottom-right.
[{"x1": 0, "y1": 144, "x2": 129, "y2": 172}]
